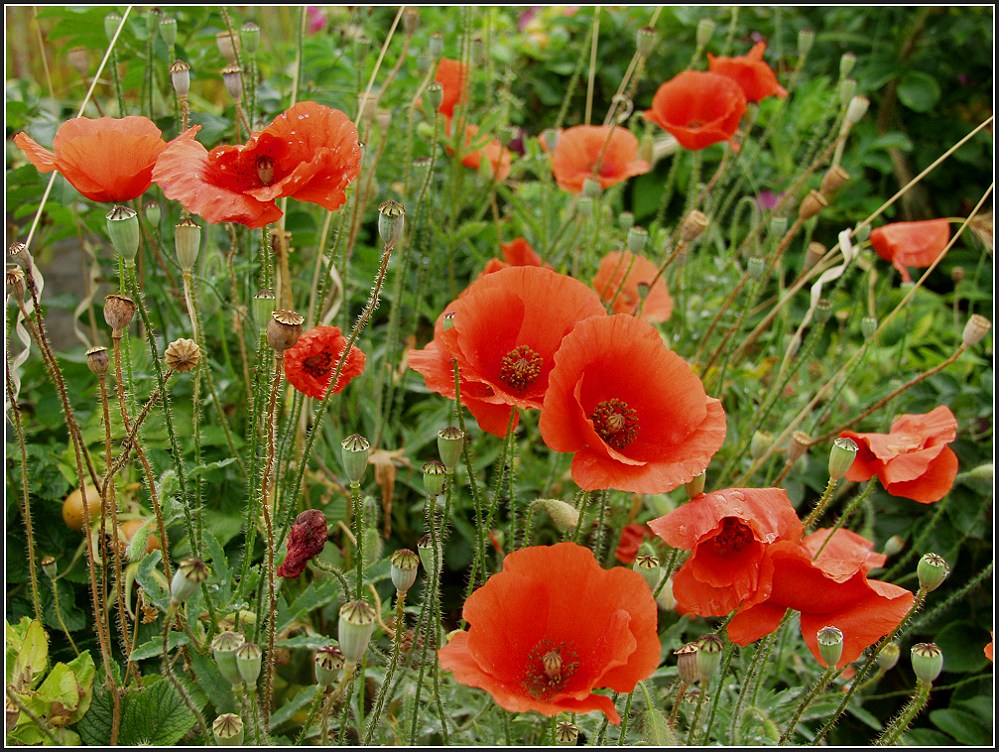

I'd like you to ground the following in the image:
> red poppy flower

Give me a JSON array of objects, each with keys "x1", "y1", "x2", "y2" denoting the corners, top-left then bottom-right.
[
  {"x1": 438, "y1": 542, "x2": 661, "y2": 723},
  {"x1": 550, "y1": 125, "x2": 650, "y2": 193},
  {"x1": 648, "y1": 488, "x2": 802, "y2": 617},
  {"x1": 708, "y1": 42, "x2": 788, "y2": 103},
  {"x1": 153, "y1": 101, "x2": 362, "y2": 229},
  {"x1": 14, "y1": 116, "x2": 169, "y2": 203},
  {"x1": 615, "y1": 522, "x2": 657, "y2": 565},
  {"x1": 727, "y1": 535, "x2": 914, "y2": 668},
  {"x1": 476, "y1": 238, "x2": 546, "y2": 279},
  {"x1": 539, "y1": 315, "x2": 726, "y2": 493},
  {"x1": 277, "y1": 509, "x2": 329, "y2": 578},
  {"x1": 803, "y1": 527, "x2": 886, "y2": 579},
  {"x1": 986, "y1": 631, "x2": 994, "y2": 663},
  {"x1": 840, "y1": 406, "x2": 958, "y2": 503},
  {"x1": 451, "y1": 123, "x2": 512, "y2": 182},
  {"x1": 869, "y1": 219, "x2": 951, "y2": 283},
  {"x1": 409, "y1": 266, "x2": 606, "y2": 437},
  {"x1": 435, "y1": 57, "x2": 469, "y2": 119},
  {"x1": 593, "y1": 251, "x2": 673, "y2": 323},
  {"x1": 284, "y1": 325, "x2": 366, "y2": 400},
  {"x1": 644, "y1": 71, "x2": 748, "y2": 151}
]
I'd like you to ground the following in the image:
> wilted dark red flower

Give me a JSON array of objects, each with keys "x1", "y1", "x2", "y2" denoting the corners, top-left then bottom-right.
[
  {"x1": 409, "y1": 266, "x2": 606, "y2": 437},
  {"x1": 15, "y1": 116, "x2": 169, "y2": 203},
  {"x1": 539, "y1": 315, "x2": 726, "y2": 493},
  {"x1": 593, "y1": 251, "x2": 673, "y2": 323},
  {"x1": 153, "y1": 101, "x2": 362, "y2": 228},
  {"x1": 284, "y1": 325, "x2": 366, "y2": 400},
  {"x1": 277, "y1": 509, "x2": 329, "y2": 578},
  {"x1": 438, "y1": 542, "x2": 661, "y2": 723},
  {"x1": 615, "y1": 523, "x2": 657, "y2": 565},
  {"x1": 644, "y1": 71, "x2": 748, "y2": 151},
  {"x1": 435, "y1": 57, "x2": 469, "y2": 119},
  {"x1": 648, "y1": 488, "x2": 802, "y2": 616},
  {"x1": 550, "y1": 125, "x2": 650, "y2": 193},
  {"x1": 840, "y1": 406, "x2": 958, "y2": 503},
  {"x1": 869, "y1": 219, "x2": 951, "y2": 283},
  {"x1": 708, "y1": 42, "x2": 787, "y2": 103}
]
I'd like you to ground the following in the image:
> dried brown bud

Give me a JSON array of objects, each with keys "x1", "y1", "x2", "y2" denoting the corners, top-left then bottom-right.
[
  {"x1": 164, "y1": 338, "x2": 200, "y2": 373},
  {"x1": 798, "y1": 190, "x2": 828, "y2": 221},
  {"x1": 104, "y1": 294, "x2": 136, "y2": 334},
  {"x1": 216, "y1": 31, "x2": 240, "y2": 64},
  {"x1": 267, "y1": 309, "x2": 304, "y2": 353},
  {"x1": 277, "y1": 509, "x2": 329, "y2": 578},
  {"x1": 86, "y1": 346, "x2": 110, "y2": 376},
  {"x1": 787, "y1": 431, "x2": 812, "y2": 463},
  {"x1": 820, "y1": 165, "x2": 850, "y2": 197},
  {"x1": 962, "y1": 314, "x2": 991, "y2": 348},
  {"x1": 680, "y1": 210, "x2": 709, "y2": 242},
  {"x1": 804, "y1": 241, "x2": 827, "y2": 269}
]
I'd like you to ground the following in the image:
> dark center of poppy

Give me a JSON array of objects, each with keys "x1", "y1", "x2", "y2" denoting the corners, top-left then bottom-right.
[
  {"x1": 499, "y1": 345, "x2": 543, "y2": 390},
  {"x1": 256, "y1": 156, "x2": 275, "y2": 185},
  {"x1": 709, "y1": 517, "x2": 754, "y2": 556},
  {"x1": 523, "y1": 640, "x2": 579, "y2": 699},
  {"x1": 302, "y1": 349, "x2": 334, "y2": 379},
  {"x1": 687, "y1": 119, "x2": 705, "y2": 128},
  {"x1": 590, "y1": 398, "x2": 639, "y2": 449}
]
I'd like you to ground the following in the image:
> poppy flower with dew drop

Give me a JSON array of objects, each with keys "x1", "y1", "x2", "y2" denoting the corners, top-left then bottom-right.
[
  {"x1": 803, "y1": 527, "x2": 886, "y2": 579},
  {"x1": 708, "y1": 42, "x2": 788, "y2": 103},
  {"x1": 277, "y1": 509, "x2": 329, "y2": 578},
  {"x1": 644, "y1": 71, "x2": 748, "y2": 151},
  {"x1": 648, "y1": 487, "x2": 802, "y2": 617},
  {"x1": 593, "y1": 251, "x2": 674, "y2": 323},
  {"x1": 438, "y1": 542, "x2": 661, "y2": 724},
  {"x1": 153, "y1": 101, "x2": 362, "y2": 229},
  {"x1": 539, "y1": 314, "x2": 726, "y2": 494},
  {"x1": 409, "y1": 266, "x2": 607, "y2": 437},
  {"x1": 726, "y1": 535, "x2": 914, "y2": 668},
  {"x1": 284, "y1": 325, "x2": 366, "y2": 400},
  {"x1": 869, "y1": 219, "x2": 951, "y2": 283},
  {"x1": 550, "y1": 125, "x2": 651, "y2": 193},
  {"x1": 435, "y1": 57, "x2": 469, "y2": 120},
  {"x1": 615, "y1": 522, "x2": 657, "y2": 565},
  {"x1": 14, "y1": 116, "x2": 170, "y2": 203},
  {"x1": 839, "y1": 405, "x2": 959, "y2": 504}
]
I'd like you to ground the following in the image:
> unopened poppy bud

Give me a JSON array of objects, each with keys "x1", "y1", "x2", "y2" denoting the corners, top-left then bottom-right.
[
  {"x1": 171, "y1": 557, "x2": 209, "y2": 604},
  {"x1": 917, "y1": 552, "x2": 949, "y2": 592},
  {"x1": 428, "y1": 32, "x2": 444, "y2": 60},
  {"x1": 845, "y1": 95, "x2": 870, "y2": 127},
  {"x1": 636, "y1": 25, "x2": 656, "y2": 57},
  {"x1": 68, "y1": 47, "x2": 90, "y2": 77},
  {"x1": 314, "y1": 645, "x2": 345, "y2": 687},
  {"x1": 839, "y1": 51, "x2": 857, "y2": 79},
  {"x1": 222, "y1": 65, "x2": 243, "y2": 103},
  {"x1": 828, "y1": 437, "x2": 858, "y2": 481},
  {"x1": 962, "y1": 314, "x2": 991, "y2": 347},
  {"x1": 626, "y1": 226, "x2": 648, "y2": 255},
  {"x1": 821, "y1": 165, "x2": 850, "y2": 196},
  {"x1": 815, "y1": 298, "x2": 833, "y2": 325},
  {"x1": 816, "y1": 626, "x2": 844, "y2": 667},
  {"x1": 339, "y1": 600, "x2": 377, "y2": 663},
  {"x1": 633, "y1": 554, "x2": 661, "y2": 590},
  {"x1": 676, "y1": 642, "x2": 700, "y2": 685},
  {"x1": 696, "y1": 18, "x2": 715, "y2": 49},
  {"x1": 695, "y1": 634, "x2": 724, "y2": 680},
  {"x1": 877, "y1": 641, "x2": 901, "y2": 671},
  {"x1": 86, "y1": 346, "x2": 110, "y2": 377},
  {"x1": 40, "y1": 555, "x2": 57, "y2": 579},
  {"x1": 104, "y1": 12, "x2": 122, "y2": 42},
  {"x1": 555, "y1": 721, "x2": 579, "y2": 746},
  {"x1": 882, "y1": 534, "x2": 905, "y2": 557},
  {"x1": 655, "y1": 578, "x2": 676, "y2": 611},
  {"x1": 437, "y1": 425, "x2": 465, "y2": 471},
  {"x1": 170, "y1": 60, "x2": 191, "y2": 98},
  {"x1": 751, "y1": 430, "x2": 772, "y2": 460},
  {"x1": 680, "y1": 210, "x2": 709, "y2": 243},
  {"x1": 618, "y1": 211, "x2": 635, "y2": 232},
  {"x1": 805, "y1": 241, "x2": 827, "y2": 269},
  {"x1": 174, "y1": 218, "x2": 201, "y2": 272},
  {"x1": 910, "y1": 642, "x2": 943, "y2": 684},
  {"x1": 685, "y1": 471, "x2": 706, "y2": 499},
  {"x1": 240, "y1": 22, "x2": 260, "y2": 56},
  {"x1": 639, "y1": 133, "x2": 655, "y2": 164},
  {"x1": 788, "y1": 431, "x2": 811, "y2": 463},
  {"x1": 403, "y1": 7, "x2": 419, "y2": 35},
  {"x1": 581, "y1": 177, "x2": 602, "y2": 199},
  {"x1": 425, "y1": 82, "x2": 444, "y2": 112},
  {"x1": 748, "y1": 256, "x2": 766, "y2": 281},
  {"x1": 536, "y1": 499, "x2": 579, "y2": 533},
  {"x1": 423, "y1": 461, "x2": 447, "y2": 497},
  {"x1": 213, "y1": 713, "x2": 244, "y2": 746},
  {"x1": 143, "y1": 202, "x2": 160, "y2": 229},
  {"x1": 861, "y1": 316, "x2": 878, "y2": 340},
  {"x1": 838, "y1": 78, "x2": 857, "y2": 108},
  {"x1": 106, "y1": 205, "x2": 140, "y2": 262},
  {"x1": 212, "y1": 631, "x2": 246, "y2": 686},
  {"x1": 390, "y1": 548, "x2": 420, "y2": 594},
  {"x1": 378, "y1": 200, "x2": 406, "y2": 247},
  {"x1": 6, "y1": 267, "x2": 26, "y2": 302},
  {"x1": 104, "y1": 294, "x2": 136, "y2": 334},
  {"x1": 236, "y1": 642, "x2": 262, "y2": 685},
  {"x1": 216, "y1": 31, "x2": 239, "y2": 64},
  {"x1": 267, "y1": 309, "x2": 304, "y2": 353},
  {"x1": 576, "y1": 197, "x2": 594, "y2": 218},
  {"x1": 164, "y1": 338, "x2": 200, "y2": 373},
  {"x1": 340, "y1": 434, "x2": 370, "y2": 486},
  {"x1": 159, "y1": 17, "x2": 177, "y2": 48},
  {"x1": 798, "y1": 190, "x2": 828, "y2": 221},
  {"x1": 797, "y1": 28, "x2": 815, "y2": 58}
]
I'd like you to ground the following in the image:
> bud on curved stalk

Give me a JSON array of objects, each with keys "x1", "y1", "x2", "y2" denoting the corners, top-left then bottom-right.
[
  {"x1": 676, "y1": 642, "x2": 700, "y2": 685},
  {"x1": 314, "y1": 645, "x2": 345, "y2": 687},
  {"x1": 816, "y1": 626, "x2": 844, "y2": 667},
  {"x1": 378, "y1": 200, "x2": 406, "y2": 247},
  {"x1": 170, "y1": 557, "x2": 209, "y2": 604},
  {"x1": 389, "y1": 549, "x2": 420, "y2": 595},
  {"x1": 341, "y1": 434, "x2": 371, "y2": 486},
  {"x1": 910, "y1": 643, "x2": 943, "y2": 684},
  {"x1": 212, "y1": 631, "x2": 246, "y2": 686},
  {"x1": 423, "y1": 461, "x2": 447, "y2": 497},
  {"x1": 267, "y1": 309, "x2": 304, "y2": 353},
  {"x1": 213, "y1": 713, "x2": 244, "y2": 746},
  {"x1": 236, "y1": 641, "x2": 263, "y2": 686},
  {"x1": 916, "y1": 553, "x2": 949, "y2": 592},
  {"x1": 695, "y1": 634, "x2": 724, "y2": 681},
  {"x1": 828, "y1": 437, "x2": 858, "y2": 481},
  {"x1": 436, "y1": 426, "x2": 465, "y2": 471},
  {"x1": 174, "y1": 218, "x2": 201, "y2": 272},
  {"x1": 339, "y1": 600, "x2": 377, "y2": 664},
  {"x1": 106, "y1": 206, "x2": 140, "y2": 262}
]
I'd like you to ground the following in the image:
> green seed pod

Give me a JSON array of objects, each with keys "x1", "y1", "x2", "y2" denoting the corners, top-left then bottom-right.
[
  {"x1": 159, "y1": 17, "x2": 177, "y2": 48},
  {"x1": 389, "y1": 549, "x2": 420, "y2": 595},
  {"x1": 174, "y1": 217, "x2": 201, "y2": 272},
  {"x1": 212, "y1": 631, "x2": 246, "y2": 687},
  {"x1": 104, "y1": 12, "x2": 122, "y2": 42},
  {"x1": 145, "y1": 8, "x2": 160, "y2": 34},
  {"x1": 416, "y1": 533, "x2": 439, "y2": 578},
  {"x1": 814, "y1": 298, "x2": 833, "y2": 325},
  {"x1": 252, "y1": 290, "x2": 276, "y2": 333},
  {"x1": 240, "y1": 22, "x2": 260, "y2": 56},
  {"x1": 627, "y1": 226, "x2": 648, "y2": 255},
  {"x1": 338, "y1": 600, "x2": 377, "y2": 663},
  {"x1": 861, "y1": 316, "x2": 878, "y2": 340},
  {"x1": 684, "y1": 471, "x2": 706, "y2": 500},
  {"x1": 236, "y1": 642, "x2": 262, "y2": 686},
  {"x1": 40, "y1": 556, "x2": 57, "y2": 580},
  {"x1": 314, "y1": 645, "x2": 345, "y2": 687},
  {"x1": 636, "y1": 25, "x2": 656, "y2": 57},
  {"x1": 633, "y1": 554, "x2": 661, "y2": 591},
  {"x1": 845, "y1": 96, "x2": 870, "y2": 127},
  {"x1": 839, "y1": 52, "x2": 857, "y2": 80},
  {"x1": 676, "y1": 642, "x2": 700, "y2": 685},
  {"x1": 144, "y1": 201, "x2": 161, "y2": 228},
  {"x1": 696, "y1": 18, "x2": 715, "y2": 49},
  {"x1": 378, "y1": 200, "x2": 406, "y2": 247},
  {"x1": 213, "y1": 713, "x2": 244, "y2": 746},
  {"x1": 618, "y1": 211, "x2": 635, "y2": 232},
  {"x1": 436, "y1": 426, "x2": 465, "y2": 471},
  {"x1": 828, "y1": 437, "x2": 858, "y2": 481},
  {"x1": 877, "y1": 641, "x2": 901, "y2": 671},
  {"x1": 838, "y1": 78, "x2": 857, "y2": 108},
  {"x1": 581, "y1": 177, "x2": 602, "y2": 199},
  {"x1": 423, "y1": 461, "x2": 447, "y2": 497},
  {"x1": 748, "y1": 257, "x2": 766, "y2": 281},
  {"x1": 816, "y1": 625, "x2": 844, "y2": 667},
  {"x1": 417, "y1": 51, "x2": 433, "y2": 76},
  {"x1": 106, "y1": 205, "x2": 140, "y2": 262},
  {"x1": 170, "y1": 558, "x2": 209, "y2": 604},
  {"x1": 797, "y1": 28, "x2": 815, "y2": 58},
  {"x1": 917, "y1": 553, "x2": 949, "y2": 593},
  {"x1": 341, "y1": 434, "x2": 371, "y2": 486},
  {"x1": 695, "y1": 634, "x2": 724, "y2": 681},
  {"x1": 428, "y1": 32, "x2": 444, "y2": 60},
  {"x1": 576, "y1": 197, "x2": 593, "y2": 218},
  {"x1": 910, "y1": 642, "x2": 943, "y2": 684},
  {"x1": 425, "y1": 82, "x2": 444, "y2": 112}
]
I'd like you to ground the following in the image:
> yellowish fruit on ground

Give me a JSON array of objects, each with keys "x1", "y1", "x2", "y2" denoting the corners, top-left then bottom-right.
[{"x1": 62, "y1": 484, "x2": 103, "y2": 531}]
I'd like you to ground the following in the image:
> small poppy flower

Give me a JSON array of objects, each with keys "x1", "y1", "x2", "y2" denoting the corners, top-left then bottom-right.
[
  {"x1": 840, "y1": 406, "x2": 959, "y2": 503},
  {"x1": 593, "y1": 251, "x2": 674, "y2": 323},
  {"x1": 477, "y1": 238, "x2": 546, "y2": 279},
  {"x1": 409, "y1": 266, "x2": 606, "y2": 437},
  {"x1": 648, "y1": 488, "x2": 802, "y2": 617},
  {"x1": 284, "y1": 325, "x2": 366, "y2": 400},
  {"x1": 644, "y1": 71, "x2": 748, "y2": 151},
  {"x1": 539, "y1": 314, "x2": 726, "y2": 494},
  {"x1": 153, "y1": 101, "x2": 362, "y2": 229},
  {"x1": 708, "y1": 42, "x2": 788, "y2": 103},
  {"x1": 869, "y1": 219, "x2": 951, "y2": 283},
  {"x1": 438, "y1": 542, "x2": 661, "y2": 724},
  {"x1": 550, "y1": 125, "x2": 651, "y2": 193},
  {"x1": 451, "y1": 123, "x2": 513, "y2": 182},
  {"x1": 14, "y1": 116, "x2": 170, "y2": 203},
  {"x1": 277, "y1": 509, "x2": 329, "y2": 578},
  {"x1": 615, "y1": 522, "x2": 657, "y2": 565},
  {"x1": 435, "y1": 57, "x2": 469, "y2": 120},
  {"x1": 986, "y1": 631, "x2": 994, "y2": 663}
]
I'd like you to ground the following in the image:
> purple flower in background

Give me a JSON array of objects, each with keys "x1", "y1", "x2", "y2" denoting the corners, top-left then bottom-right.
[
  {"x1": 755, "y1": 190, "x2": 784, "y2": 211},
  {"x1": 306, "y1": 6, "x2": 328, "y2": 35}
]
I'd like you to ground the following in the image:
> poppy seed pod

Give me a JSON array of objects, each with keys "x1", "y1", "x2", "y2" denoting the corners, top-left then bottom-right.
[
  {"x1": 798, "y1": 28, "x2": 815, "y2": 58},
  {"x1": 696, "y1": 18, "x2": 715, "y2": 49},
  {"x1": 222, "y1": 65, "x2": 243, "y2": 103},
  {"x1": 838, "y1": 78, "x2": 858, "y2": 108},
  {"x1": 633, "y1": 554, "x2": 661, "y2": 591},
  {"x1": 626, "y1": 226, "x2": 648, "y2": 255},
  {"x1": 170, "y1": 557, "x2": 209, "y2": 604},
  {"x1": 815, "y1": 298, "x2": 833, "y2": 325},
  {"x1": 861, "y1": 316, "x2": 878, "y2": 340},
  {"x1": 164, "y1": 338, "x2": 200, "y2": 373},
  {"x1": 798, "y1": 190, "x2": 828, "y2": 221},
  {"x1": 787, "y1": 431, "x2": 812, "y2": 463},
  {"x1": 314, "y1": 645, "x2": 345, "y2": 687},
  {"x1": 816, "y1": 626, "x2": 844, "y2": 667},
  {"x1": 916, "y1": 553, "x2": 949, "y2": 592},
  {"x1": 145, "y1": 8, "x2": 160, "y2": 34},
  {"x1": 212, "y1": 713, "x2": 244, "y2": 746},
  {"x1": 877, "y1": 641, "x2": 901, "y2": 671},
  {"x1": 68, "y1": 47, "x2": 90, "y2": 77},
  {"x1": 403, "y1": 7, "x2": 419, "y2": 35},
  {"x1": 106, "y1": 205, "x2": 140, "y2": 262},
  {"x1": 436, "y1": 426, "x2": 465, "y2": 471},
  {"x1": 962, "y1": 314, "x2": 991, "y2": 347},
  {"x1": 378, "y1": 200, "x2": 406, "y2": 247},
  {"x1": 555, "y1": 721, "x2": 579, "y2": 746},
  {"x1": 240, "y1": 22, "x2": 260, "y2": 56},
  {"x1": 805, "y1": 241, "x2": 827, "y2": 269},
  {"x1": 581, "y1": 177, "x2": 602, "y2": 199},
  {"x1": 839, "y1": 52, "x2": 857, "y2": 80},
  {"x1": 104, "y1": 294, "x2": 136, "y2": 334},
  {"x1": 169, "y1": 59, "x2": 191, "y2": 99},
  {"x1": 174, "y1": 217, "x2": 201, "y2": 272},
  {"x1": 86, "y1": 346, "x2": 110, "y2": 377},
  {"x1": 144, "y1": 201, "x2": 161, "y2": 227},
  {"x1": 618, "y1": 211, "x2": 635, "y2": 232},
  {"x1": 235, "y1": 642, "x2": 263, "y2": 685},
  {"x1": 41, "y1": 555, "x2": 57, "y2": 579},
  {"x1": 216, "y1": 31, "x2": 240, "y2": 64},
  {"x1": 747, "y1": 256, "x2": 766, "y2": 281},
  {"x1": 680, "y1": 210, "x2": 710, "y2": 243},
  {"x1": 338, "y1": 600, "x2": 377, "y2": 663},
  {"x1": 428, "y1": 32, "x2": 444, "y2": 60},
  {"x1": 695, "y1": 634, "x2": 724, "y2": 681},
  {"x1": 252, "y1": 290, "x2": 276, "y2": 333},
  {"x1": 5, "y1": 266, "x2": 26, "y2": 302},
  {"x1": 845, "y1": 96, "x2": 870, "y2": 128},
  {"x1": 575, "y1": 197, "x2": 594, "y2": 218},
  {"x1": 425, "y1": 82, "x2": 444, "y2": 112},
  {"x1": 267, "y1": 309, "x2": 304, "y2": 353},
  {"x1": 910, "y1": 642, "x2": 943, "y2": 684},
  {"x1": 821, "y1": 165, "x2": 850, "y2": 197},
  {"x1": 104, "y1": 12, "x2": 122, "y2": 42},
  {"x1": 676, "y1": 642, "x2": 700, "y2": 685},
  {"x1": 828, "y1": 437, "x2": 859, "y2": 481},
  {"x1": 636, "y1": 25, "x2": 656, "y2": 57},
  {"x1": 416, "y1": 534, "x2": 440, "y2": 577},
  {"x1": 341, "y1": 434, "x2": 371, "y2": 486},
  {"x1": 159, "y1": 17, "x2": 177, "y2": 48},
  {"x1": 423, "y1": 461, "x2": 447, "y2": 497},
  {"x1": 389, "y1": 548, "x2": 420, "y2": 594},
  {"x1": 212, "y1": 631, "x2": 246, "y2": 686}
]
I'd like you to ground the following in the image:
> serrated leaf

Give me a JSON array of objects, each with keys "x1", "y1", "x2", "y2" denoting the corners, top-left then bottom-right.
[
  {"x1": 117, "y1": 678, "x2": 199, "y2": 745},
  {"x1": 135, "y1": 550, "x2": 171, "y2": 613},
  {"x1": 6, "y1": 617, "x2": 49, "y2": 691},
  {"x1": 276, "y1": 577, "x2": 341, "y2": 633},
  {"x1": 270, "y1": 685, "x2": 320, "y2": 731},
  {"x1": 129, "y1": 631, "x2": 190, "y2": 662},
  {"x1": 897, "y1": 70, "x2": 941, "y2": 113}
]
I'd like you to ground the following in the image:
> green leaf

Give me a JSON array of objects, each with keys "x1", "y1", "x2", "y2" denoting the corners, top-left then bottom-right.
[
  {"x1": 929, "y1": 708, "x2": 989, "y2": 746},
  {"x1": 5, "y1": 617, "x2": 49, "y2": 691},
  {"x1": 135, "y1": 551, "x2": 171, "y2": 613},
  {"x1": 896, "y1": 70, "x2": 941, "y2": 113},
  {"x1": 276, "y1": 577, "x2": 341, "y2": 633},
  {"x1": 934, "y1": 620, "x2": 991, "y2": 673},
  {"x1": 270, "y1": 685, "x2": 320, "y2": 731},
  {"x1": 129, "y1": 631, "x2": 190, "y2": 662},
  {"x1": 118, "y1": 678, "x2": 199, "y2": 746},
  {"x1": 202, "y1": 530, "x2": 233, "y2": 604},
  {"x1": 275, "y1": 633, "x2": 337, "y2": 650}
]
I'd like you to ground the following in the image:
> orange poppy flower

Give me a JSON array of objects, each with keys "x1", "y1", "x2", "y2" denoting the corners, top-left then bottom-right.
[
  {"x1": 284, "y1": 325, "x2": 366, "y2": 400},
  {"x1": 438, "y1": 542, "x2": 661, "y2": 724},
  {"x1": 593, "y1": 251, "x2": 673, "y2": 323},
  {"x1": 14, "y1": 116, "x2": 169, "y2": 203},
  {"x1": 803, "y1": 527, "x2": 886, "y2": 579},
  {"x1": 451, "y1": 123, "x2": 512, "y2": 182},
  {"x1": 727, "y1": 535, "x2": 914, "y2": 668},
  {"x1": 644, "y1": 71, "x2": 748, "y2": 151},
  {"x1": 476, "y1": 238, "x2": 546, "y2": 279},
  {"x1": 615, "y1": 522, "x2": 657, "y2": 565},
  {"x1": 708, "y1": 42, "x2": 788, "y2": 103},
  {"x1": 550, "y1": 125, "x2": 650, "y2": 193},
  {"x1": 539, "y1": 314, "x2": 726, "y2": 493},
  {"x1": 409, "y1": 266, "x2": 606, "y2": 437},
  {"x1": 986, "y1": 631, "x2": 994, "y2": 663},
  {"x1": 153, "y1": 101, "x2": 362, "y2": 229},
  {"x1": 648, "y1": 488, "x2": 803, "y2": 617},
  {"x1": 869, "y1": 219, "x2": 951, "y2": 283},
  {"x1": 435, "y1": 57, "x2": 469, "y2": 119},
  {"x1": 839, "y1": 406, "x2": 959, "y2": 503}
]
